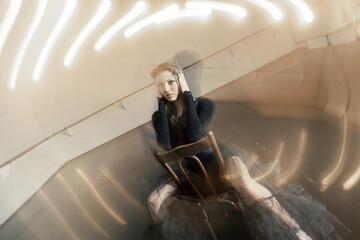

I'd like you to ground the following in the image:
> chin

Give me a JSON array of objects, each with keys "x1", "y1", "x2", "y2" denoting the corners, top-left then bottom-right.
[{"x1": 165, "y1": 96, "x2": 177, "y2": 101}]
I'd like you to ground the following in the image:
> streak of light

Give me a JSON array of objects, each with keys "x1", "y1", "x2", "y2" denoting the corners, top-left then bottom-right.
[
  {"x1": 64, "y1": 0, "x2": 111, "y2": 67},
  {"x1": 185, "y1": 1, "x2": 247, "y2": 18},
  {"x1": 17, "y1": 211, "x2": 45, "y2": 239},
  {"x1": 7, "y1": 0, "x2": 48, "y2": 90},
  {"x1": 32, "y1": 0, "x2": 77, "y2": 81},
  {"x1": 0, "y1": 0, "x2": 22, "y2": 56},
  {"x1": 38, "y1": 189, "x2": 81, "y2": 240},
  {"x1": 99, "y1": 166, "x2": 143, "y2": 211},
  {"x1": 94, "y1": 1, "x2": 145, "y2": 51},
  {"x1": 155, "y1": 7, "x2": 212, "y2": 24},
  {"x1": 343, "y1": 161, "x2": 360, "y2": 190},
  {"x1": 245, "y1": 0, "x2": 282, "y2": 21},
  {"x1": 254, "y1": 142, "x2": 284, "y2": 182},
  {"x1": 286, "y1": 0, "x2": 314, "y2": 23},
  {"x1": 321, "y1": 112, "x2": 349, "y2": 191},
  {"x1": 57, "y1": 173, "x2": 110, "y2": 238},
  {"x1": 246, "y1": 152, "x2": 259, "y2": 170},
  {"x1": 276, "y1": 129, "x2": 307, "y2": 186},
  {"x1": 75, "y1": 168, "x2": 127, "y2": 225},
  {"x1": 124, "y1": 4, "x2": 179, "y2": 37}
]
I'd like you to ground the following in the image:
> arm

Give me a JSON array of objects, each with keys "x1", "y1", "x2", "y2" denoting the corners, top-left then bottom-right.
[
  {"x1": 184, "y1": 91, "x2": 214, "y2": 142},
  {"x1": 177, "y1": 71, "x2": 214, "y2": 141},
  {"x1": 152, "y1": 100, "x2": 171, "y2": 150}
]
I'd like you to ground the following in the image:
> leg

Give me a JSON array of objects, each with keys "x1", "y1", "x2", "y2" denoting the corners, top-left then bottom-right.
[
  {"x1": 147, "y1": 179, "x2": 177, "y2": 224},
  {"x1": 223, "y1": 156, "x2": 311, "y2": 240}
]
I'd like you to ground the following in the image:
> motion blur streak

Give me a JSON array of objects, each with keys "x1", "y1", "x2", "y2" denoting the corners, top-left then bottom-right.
[
  {"x1": 0, "y1": 0, "x2": 23, "y2": 56},
  {"x1": 94, "y1": 1, "x2": 146, "y2": 51},
  {"x1": 57, "y1": 173, "x2": 110, "y2": 238},
  {"x1": 7, "y1": 0, "x2": 48, "y2": 90},
  {"x1": 32, "y1": 0, "x2": 77, "y2": 81},
  {"x1": 254, "y1": 142, "x2": 284, "y2": 182},
  {"x1": 185, "y1": 1, "x2": 247, "y2": 18},
  {"x1": 155, "y1": 8, "x2": 212, "y2": 24},
  {"x1": 100, "y1": 166, "x2": 143, "y2": 211},
  {"x1": 343, "y1": 158, "x2": 360, "y2": 191},
  {"x1": 38, "y1": 189, "x2": 81, "y2": 240},
  {"x1": 245, "y1": 0, "x2": 282, "y2": 21},
  {"x1": 64, "y1": 0, "x2": 111, "y2": 67},
  {"x1": 321, "y1": 112, "x2": 349, "y2": 191},
  {"x1": 17, "y1": 210, "x2": 45, "y2": 239},
  {"x1": 286, "y1": 0, "x2": 314, "y2": 23},
  {"x1": 246, "y1": 152, "x2": 259, "y2": 170},
  {"x1": 124, "y1": 4, "x2": 179, "y2": 37},
  {"x1": 276, "y1": 129, "x2": 307, "y2": 186},
  {"x1": 75, "y1": 168, "x2": 127, "y2": 225}
]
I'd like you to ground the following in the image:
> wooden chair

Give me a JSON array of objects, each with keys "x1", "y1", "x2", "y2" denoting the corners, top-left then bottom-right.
[{"x1": 153, "y1": 131, "x2": 244, "y2": 239}]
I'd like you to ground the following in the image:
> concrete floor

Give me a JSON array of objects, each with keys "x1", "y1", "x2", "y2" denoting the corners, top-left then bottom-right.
[{"x1": 0, "y1": 101, "x2": 359, "y2": 239}]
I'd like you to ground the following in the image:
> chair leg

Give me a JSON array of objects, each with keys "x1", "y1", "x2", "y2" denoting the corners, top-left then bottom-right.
[{"x1": 196, "y1": 203, "x2": 217, "y2": 240}]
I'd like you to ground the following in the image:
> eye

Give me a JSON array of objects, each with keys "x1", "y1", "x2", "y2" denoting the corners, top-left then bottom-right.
[{"x1": 168, "y1": 80, "x2": 175, "y2": 85}]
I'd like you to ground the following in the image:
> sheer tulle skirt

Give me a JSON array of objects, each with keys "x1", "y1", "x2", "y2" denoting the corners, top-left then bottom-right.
[
  {"x1": 220, "y1": 141, "x2": 351, "y2": 240},
  {"x1": 144, "y1": 141, "x2": 351, "y2": 239}
]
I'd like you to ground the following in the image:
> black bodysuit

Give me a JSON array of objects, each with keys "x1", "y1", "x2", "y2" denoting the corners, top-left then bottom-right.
[{"x1": 152, "y1": 91, "x2": 214, "y2": 150}]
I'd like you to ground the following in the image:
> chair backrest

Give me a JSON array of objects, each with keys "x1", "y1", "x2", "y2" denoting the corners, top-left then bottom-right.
[{"x1": 153, "y1": 130, "x2": 225, "y2": 203}]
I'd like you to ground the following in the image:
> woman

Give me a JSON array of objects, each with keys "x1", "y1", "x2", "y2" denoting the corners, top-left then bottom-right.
[
  {"x1": 147, "y1": 62, "x2": 350, "y2": 240},
  {"x1": 151, "y1": 62, "x2": 214, "y2": 152},
  {"x1": 148, "y1": 62, "x2": 215, "y2": 224}
]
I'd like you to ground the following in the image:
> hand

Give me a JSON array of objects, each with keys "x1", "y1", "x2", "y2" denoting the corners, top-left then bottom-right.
[{"x1": 178, "y1": 71, "x2": 190, "y2": 93}]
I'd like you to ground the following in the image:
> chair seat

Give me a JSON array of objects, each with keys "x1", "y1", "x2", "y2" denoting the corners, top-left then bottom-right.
[
  {"x1": 153, "y1": 131, "x2": 244, "y2": 239},
  {"x1": 177, "y1": 189, "x2": 235, "y2": 203},
  {"x1": 178, "y1": 172, "x2": 235, "y2": 204}
]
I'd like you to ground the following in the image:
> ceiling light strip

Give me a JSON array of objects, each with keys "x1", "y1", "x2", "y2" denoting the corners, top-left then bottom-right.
[
  {"x1": 0, "y1": 0, "x2": 23, "y2": 56},
  {"x1": 124, "y1": 4, "x2": 180, "y2": 38},
  {"x1": 185, "y1": 1, "x2": 247, "y2": 18},
  {"x1": 155, "y1": 7, "x2": 212, "y2": 24},
  {"x1": 63, "y1": 0, "x2": 111, "y2": 67},
  {"x1": 245, "y1": 0, "x2": 282, "y2": 21},
  {"x1": 94, "y1": 1, "x2": 145, "y2": 51},
  {"x1": 286, "y1": 0, "x2": 314, "y2": 23},
  {"x1": 32, "y1": 0, "x2": 77, "y2": 81},
  {"x1": 7, "y1": 0, "x2": 48, "y2": 90}
]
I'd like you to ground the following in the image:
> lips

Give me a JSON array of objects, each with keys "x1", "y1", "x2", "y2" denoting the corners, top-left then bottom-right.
[{"x1": 166, "y1": 94, "x2": 173, "y2": 98}]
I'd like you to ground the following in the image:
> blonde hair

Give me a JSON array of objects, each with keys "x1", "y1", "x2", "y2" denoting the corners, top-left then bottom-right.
[{"x1": 150, "y1": 62, "x2": 182, "y2": 80}]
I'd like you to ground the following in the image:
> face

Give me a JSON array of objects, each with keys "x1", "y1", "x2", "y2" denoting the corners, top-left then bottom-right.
[{"x1": 155, "y1": 70, "x2": 179, "y2": 101}]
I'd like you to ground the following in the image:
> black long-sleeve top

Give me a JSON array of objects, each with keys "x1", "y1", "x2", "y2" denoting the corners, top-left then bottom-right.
[{"x1": 152, "y1": 91, "x2": 214, "y2": 150}]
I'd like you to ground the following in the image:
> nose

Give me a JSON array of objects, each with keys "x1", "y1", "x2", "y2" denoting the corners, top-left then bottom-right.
[{"x1": 164, "y1": 83, "x2": 170, "y2": 92}]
